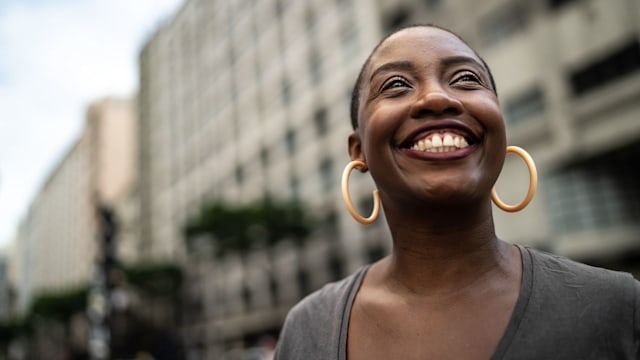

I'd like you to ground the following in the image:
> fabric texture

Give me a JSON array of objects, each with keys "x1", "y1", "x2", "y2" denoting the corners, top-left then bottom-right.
[{"x1": 274, "y1": 246, "x2": 640, "y2": 359}]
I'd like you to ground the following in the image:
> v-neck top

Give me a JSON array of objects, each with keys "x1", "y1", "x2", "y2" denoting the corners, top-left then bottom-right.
[{"x1": 275, "y1": 246, "x2": 640, "y2": 359}]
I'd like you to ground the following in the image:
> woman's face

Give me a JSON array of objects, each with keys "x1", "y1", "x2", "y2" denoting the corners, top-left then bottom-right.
[{"x1": 349, "y1": 27, "x2": 506, "y2": 207}]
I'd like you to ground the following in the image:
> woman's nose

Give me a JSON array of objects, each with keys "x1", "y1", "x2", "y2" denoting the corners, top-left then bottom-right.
[{"x1": 409, "y1": 86, "x2": 463, "y2": 119}]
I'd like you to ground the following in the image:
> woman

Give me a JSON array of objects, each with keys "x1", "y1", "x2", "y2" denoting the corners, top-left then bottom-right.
[{"x1": 275, "y1": 25, "x2": 639, "y2": 359}]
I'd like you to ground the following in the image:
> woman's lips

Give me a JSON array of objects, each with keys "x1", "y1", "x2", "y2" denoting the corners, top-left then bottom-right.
[
  {"x1": 399, "y1": 120, "x2": 481, "y2": 149},
  {"x1": 410, "y1": 132, "x2": 469, "y2": 153},
  {"x1": 401, "y1": 141, "x2": 479, "y2": 160}
]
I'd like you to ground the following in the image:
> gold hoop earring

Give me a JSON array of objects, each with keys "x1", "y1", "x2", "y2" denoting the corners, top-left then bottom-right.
[
  {"x1": 341, "y1": 160, "x2": 381, "y2": 225},
  {"x1": 491, "y1": 146, "x2": 538, "y2": 212}
]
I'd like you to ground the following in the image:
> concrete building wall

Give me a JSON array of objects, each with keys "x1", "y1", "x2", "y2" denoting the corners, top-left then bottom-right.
[
  {"x1": 8, "y1": 97, "x2": 138, "y2": 313},
  {"x1": 23, "y1": 135, "x2": 94, "y2": 294},
  {"x1": 6, "y1": 222, "x2": 27, "y2": 313},
  {"x1": 89, "y1": 98, "x2": 139, "y2": 207}
]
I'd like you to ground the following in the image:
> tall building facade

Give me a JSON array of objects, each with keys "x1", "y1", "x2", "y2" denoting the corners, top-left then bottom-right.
[
  {"x1": 137, "y1": 0, "x2": 640, "y2": 356},
  {"x1": 8, "y1": 97, "x2": 138, "y2": 312},
  {"x1": 138, "y1": 0, "x2": 383, "y2": 264}
]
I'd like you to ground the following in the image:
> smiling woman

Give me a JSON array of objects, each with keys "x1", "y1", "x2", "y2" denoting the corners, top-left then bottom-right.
[{"x1": 274, "y1": 24, "x2": 640, "y2": 360}]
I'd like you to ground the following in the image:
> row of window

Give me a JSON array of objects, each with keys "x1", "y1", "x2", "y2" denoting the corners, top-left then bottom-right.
[
  {"x1": 221, "y1": 0, "x2": 361, "y2": 110},
  {"x1": 503, "y1": 38, "x2": 640, "y2": 125},
  {"x1": 481, "y1": 0, "x2": 584, "y2": 47},
  {"x1": 201, "y1": 240, "x2": 387, "y2": 314},
  {"x1": 234, "y1": 156, "x2": 335, "y2": 195},
  {"x1": 570, "y1": 40, "x2": 640, "y2": 96},
  {"x1": 260, "y1": 107, "x2": 329, "y2": 167},
  {"x1": 547, "y1": 141, "x2": 640, "y2": 235},
  {"x1": 234, "y1": 106, "x2": 334, "y2": 198}
]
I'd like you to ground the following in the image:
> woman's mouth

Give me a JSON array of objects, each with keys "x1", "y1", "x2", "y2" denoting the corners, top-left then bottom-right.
[
  {"x1": 397, "y1": 122, "x2": 482, "y2": 160},
  {"x1": 409, "y1": 132, "x2": 469, "y2": 153}
]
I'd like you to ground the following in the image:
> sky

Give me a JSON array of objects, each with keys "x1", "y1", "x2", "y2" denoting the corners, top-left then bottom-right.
[{"x1": 0, "y1": 0, "x2": 184, "y2": 249}]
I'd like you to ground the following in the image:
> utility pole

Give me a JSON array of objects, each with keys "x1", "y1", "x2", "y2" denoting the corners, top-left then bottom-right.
[{"x1": 88, "y1": 205, "x2": 118, "y2": 360}]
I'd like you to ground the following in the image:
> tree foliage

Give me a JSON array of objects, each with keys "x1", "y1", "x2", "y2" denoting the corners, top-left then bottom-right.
[
  {"x1": 125, "y1": 262, "x2": 182, "y2": 297},
  {"x1": 4, "y1": 263, "x2": 181, "y2": 329},
  {"x1": 184, "y1": 197, "x2": 315, "y2": 257},
  {"x1": 28, "y1": 286, "x2": 89, "y2": 323}
]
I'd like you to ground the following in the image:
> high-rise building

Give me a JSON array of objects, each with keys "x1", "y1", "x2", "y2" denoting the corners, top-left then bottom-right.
[
  {"x1": 137, "y1": 0, "x2": 640, "y2": 355},
  {"x1": 8, "y1": 97, "x2": 138, "y2": 313}
]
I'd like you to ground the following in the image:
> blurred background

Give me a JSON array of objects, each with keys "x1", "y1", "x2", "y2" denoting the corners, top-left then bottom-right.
[{"x1": 0, "y1": 0, "x2": 639, "y2": 359}]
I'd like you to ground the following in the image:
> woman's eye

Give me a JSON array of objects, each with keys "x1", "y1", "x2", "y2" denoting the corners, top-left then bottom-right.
[
  {"x1": 452, "y1": 71, "x2": 481, "y2": 85},
  {"x1": 381, "y1": 77, "x2": 409, "y2": 91}
]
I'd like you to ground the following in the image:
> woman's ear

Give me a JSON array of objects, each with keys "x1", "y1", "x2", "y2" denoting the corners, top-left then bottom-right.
[{"x1": 348, "y1": 131, "x2": 365, "y2": 162}]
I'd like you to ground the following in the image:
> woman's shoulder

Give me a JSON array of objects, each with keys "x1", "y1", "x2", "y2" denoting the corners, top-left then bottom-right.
[
  {"x1": 284, "y1": 265, "x2": 368, "y2": 323},
  {"x1": 523, "y1": 245, "x2": 639, "y2": 313},
  {"x1": 504, "y1": 246, "x2": 640, "y2": 358},
  {"x1": 525, "y1": 245, "x2": 637, "y2": 286},
  {"x1": 274, "y1": 266, "x2": 369, "y2": 359}
]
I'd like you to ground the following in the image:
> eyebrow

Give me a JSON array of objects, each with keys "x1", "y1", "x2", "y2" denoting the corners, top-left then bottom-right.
[
  {"x1": 440, "y1": 55, "x2": 486, "y2": 72},
  {"x1": 369, "y1": 61, "x2": 415, "y2": 82}
]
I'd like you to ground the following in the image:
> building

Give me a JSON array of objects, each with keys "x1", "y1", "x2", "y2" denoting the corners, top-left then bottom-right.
[
  {"x1": 0, "y1": 255, "x2": 12, "y2": 319},
  {"x1": 8, "y1": 97, "x2": 138, "y2": 313},
  {"x1": 137, "y1": 0, "x2": 640, "y2": 356}
]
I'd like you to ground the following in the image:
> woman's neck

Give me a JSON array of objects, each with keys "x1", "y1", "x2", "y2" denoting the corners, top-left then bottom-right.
[{"x1": 377, "y1": 198, "x2": 517, "y2": 297}]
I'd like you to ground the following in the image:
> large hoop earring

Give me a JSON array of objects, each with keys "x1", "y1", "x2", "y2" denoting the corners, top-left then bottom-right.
[
  {"x1": 341, "y1": 160, "x2": 381, "y2": 225},
  {"x1": 491, "y1": 146, "x2": 538, "y2": 212}
]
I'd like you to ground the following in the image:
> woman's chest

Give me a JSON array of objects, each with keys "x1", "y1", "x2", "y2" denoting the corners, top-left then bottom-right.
[{"x1": 346, "y1": 293, "x2": 518, "y2": 360}]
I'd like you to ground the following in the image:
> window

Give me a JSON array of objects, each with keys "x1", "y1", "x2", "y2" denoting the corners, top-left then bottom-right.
[
  {"x1": 285, "y1": 128, "x2": 296, "y2": 155},
  {"x1": 242, "y1": 284, "x2": 252, "y2": 309},
  {"x1": 250, "y1": 7, "x2": 260, "y2": 45},
  {"x1": 424, "y1": 0, "x2": 441, "y2": 10},
  {"x1": 323, "y1": 211, "x2": 339, "y2": 239},
  {"x1": 481, "y1": 3, "x2": 527, "y2": 46},
  {"x1": 268, "y1": 273, "x2": 279, "y2": 304},
  {"x1": 290, "y1": 176, "x2": 300, "y2": 202},
  {"x1": 336, "y1": 0, "x2": 351, "y2": 9},
  {"x1": 569, "y1": 40, "x2": 640, "y2": 96},
  {"x1": 305, "y1": 5, "x2": 317, "y2": 34},
  {"x1": 319, "y1": 157, "x2": 334, "y2": 191},
  {"x1": 328, "y1": 249, "x2": 344, "y2": 281},
  {"x1": 314, "y1": 107, "x2": 328, "y2": 136},
  {"x1": 504, "y1": 87, "x2": 546, "y2": 125},
  {"x1": 358, "y1": 195, "x2": 375, "y2": 219},
  {"x1": 309, "y1": 48, "x2": 322, "y2": 83},
  {"x1": 296, "y1": 268, "x2": 311, "y2": 295},
  {"x1": 547, "y1": 142, "x2": 640, "y2": 236},
  {"x1": 255, "y1": 87, "x2": 265, "y2": 115},
  {"x1": 275, "y1": 0, "x2": 286, "y2": 51},
  {"x1": 230, "y1": 71, "x2": 239, "y2": 108},
  {"x1": 281, "y1": 77, "x2": 292, "y2": 105},
  {"x1": 274, "y1": 0, "x2": 284, "y2": 18},
  {"x1": 235, "y1": 165, "x2": 244, "y2": 185},
  {"x1": 548, "y1": 0, "x2": 580, "y2": 10},
  {"x1": 260, "y1": 147, "x2": 269, "y2": 168},
  {"x1": 367, "y1": 244, "x2": 387, "y2": 263},
  {"x1": 341, "y1": 22, "x2": 360, "y2": 59},
  {"x1": 384, "y1": 8, "x2": 410, "y2": 33}
]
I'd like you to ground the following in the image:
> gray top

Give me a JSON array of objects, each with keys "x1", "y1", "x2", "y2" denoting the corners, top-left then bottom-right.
[{"x1": 275, "y1": 246, "x2": 640, "y2": 359}]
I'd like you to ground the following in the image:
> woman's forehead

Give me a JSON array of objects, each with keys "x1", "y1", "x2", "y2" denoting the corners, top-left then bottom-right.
[{"x1": 370, "y1": 27, "x2": 479, "y2": 68}]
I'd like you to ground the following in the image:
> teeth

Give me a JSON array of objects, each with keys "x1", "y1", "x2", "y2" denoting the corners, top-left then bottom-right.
[
  {"x1": 443, "y1": 134, "x2": 454, "y2": 146},
  {"x1": 410, "y1": 132, "x2": 470, "y2": 153},
  {"x1": 431, "y1": 134, "x2": 443, "y2": 147}
]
